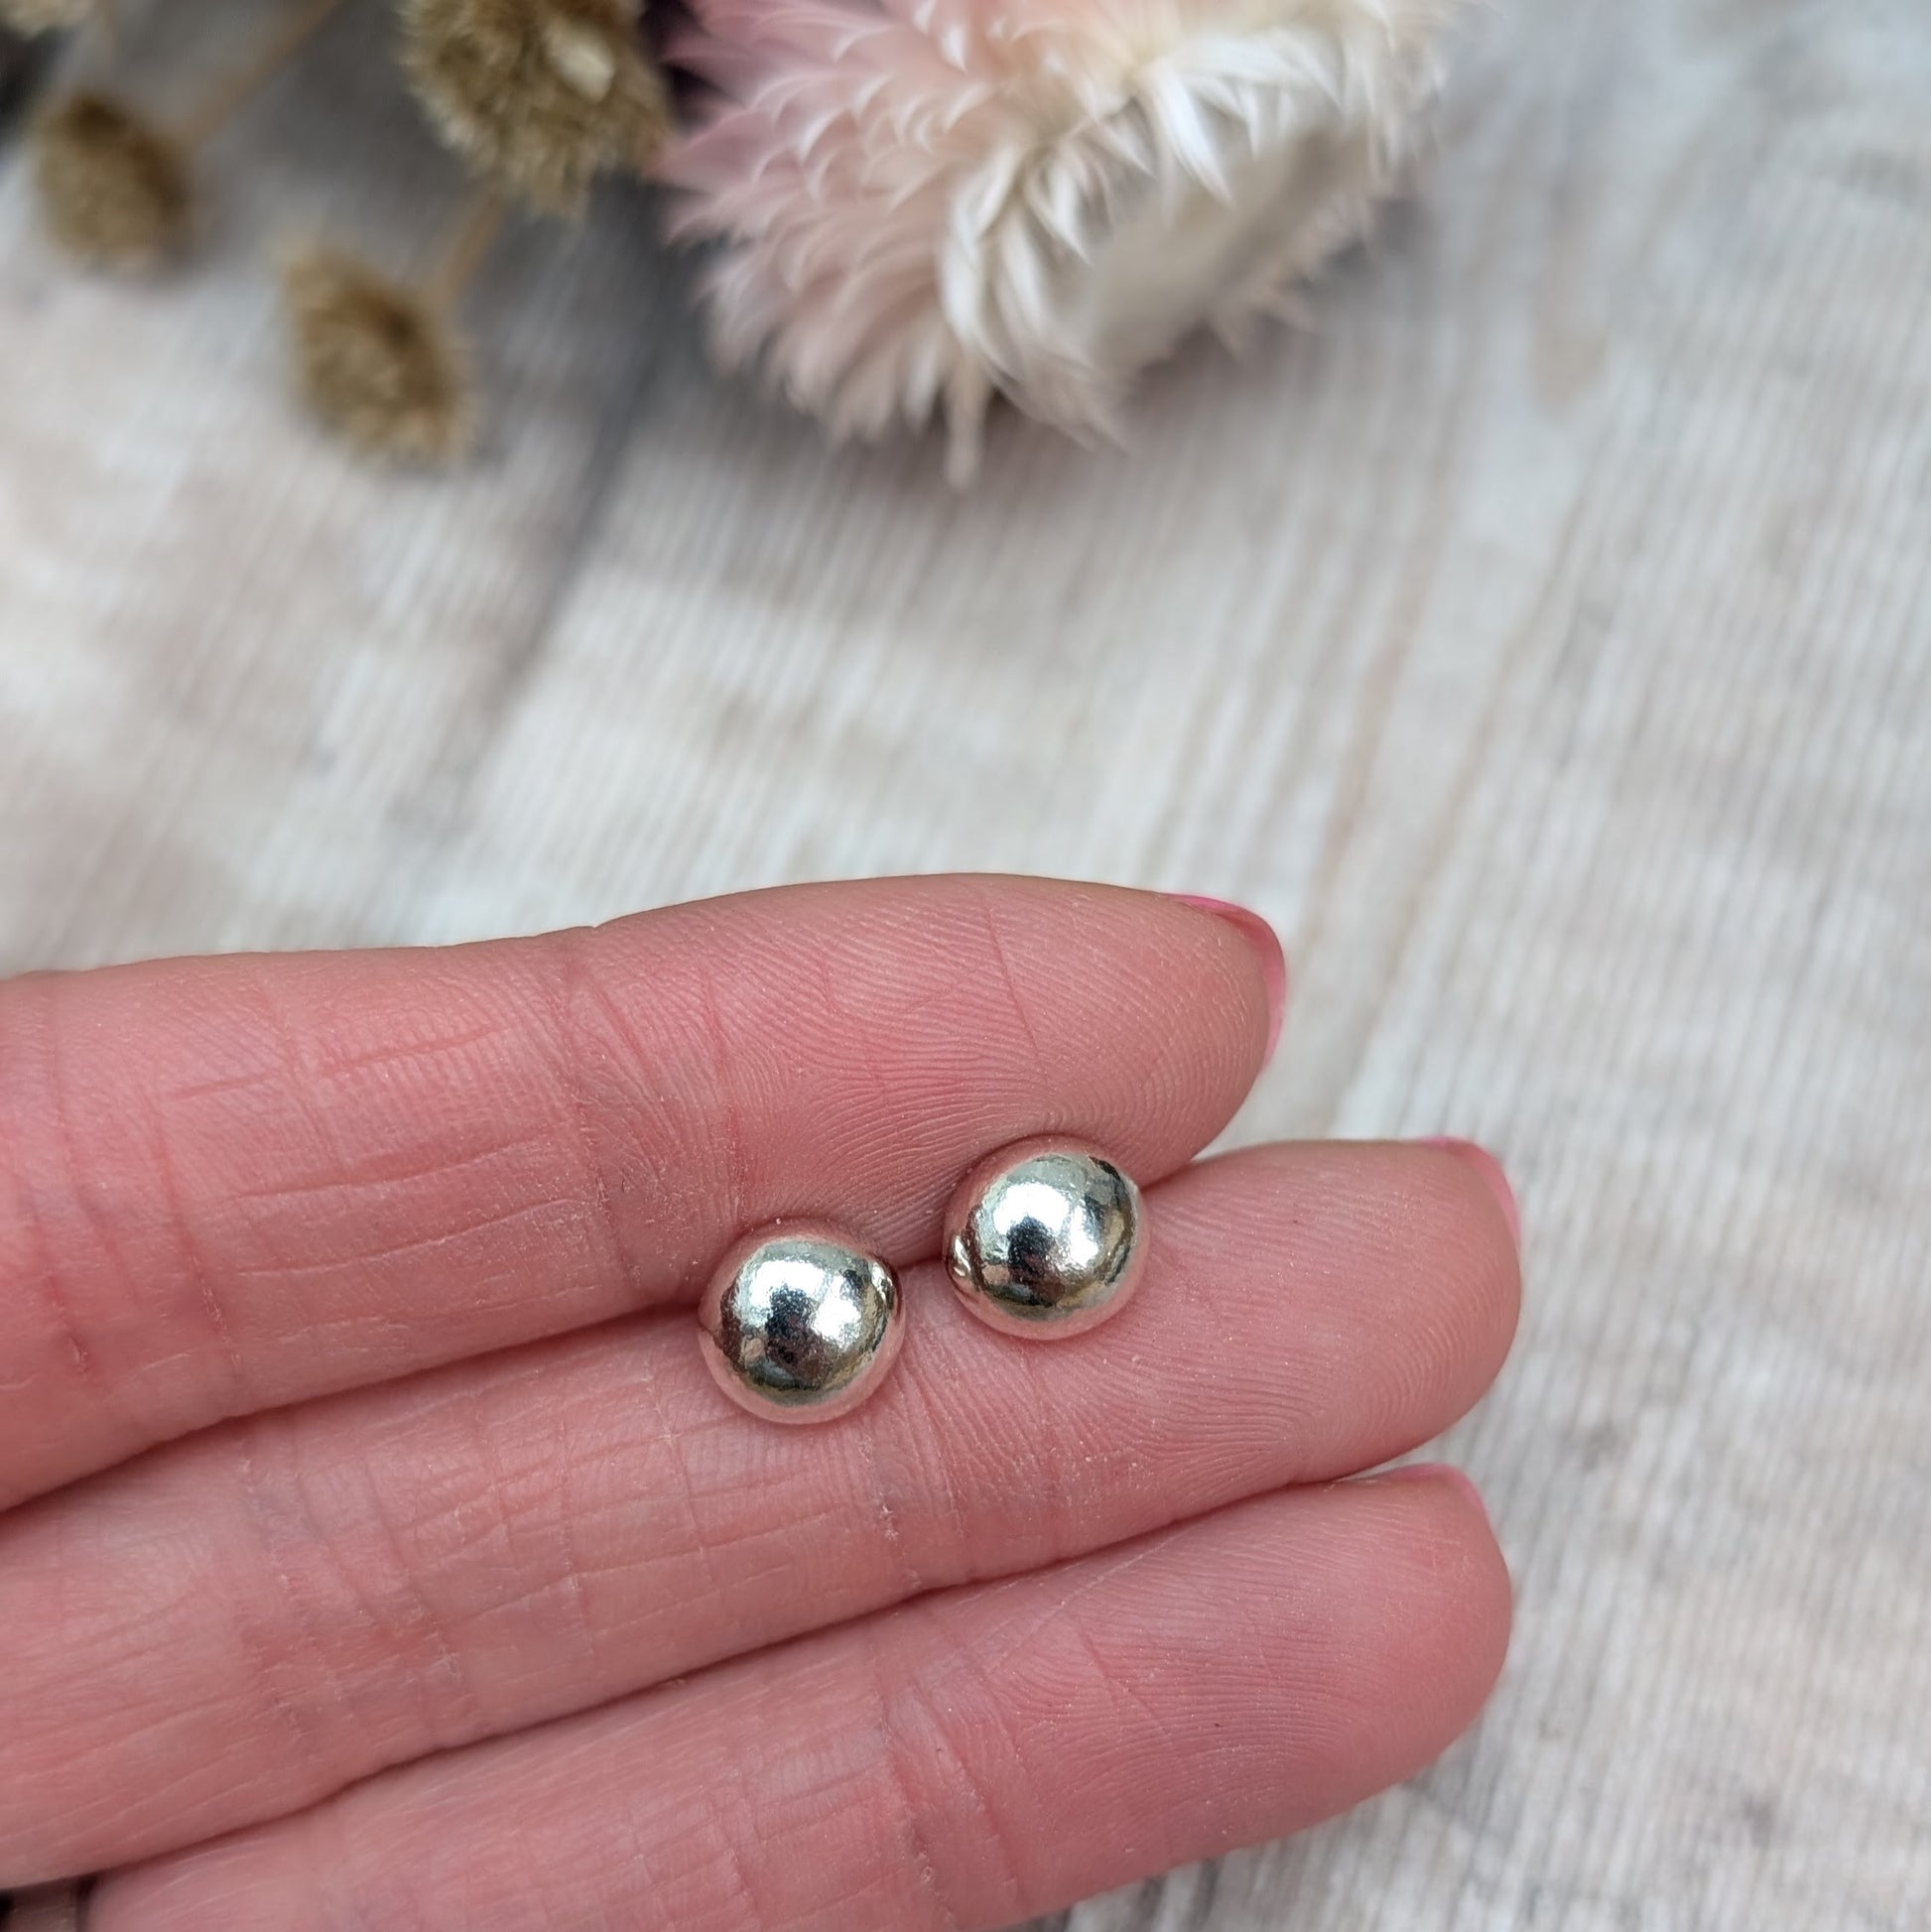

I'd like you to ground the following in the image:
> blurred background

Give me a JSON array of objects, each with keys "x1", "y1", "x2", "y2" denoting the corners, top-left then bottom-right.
[{"x1": 2, "y1": 0, "x2": 1927, "y2": 1927}]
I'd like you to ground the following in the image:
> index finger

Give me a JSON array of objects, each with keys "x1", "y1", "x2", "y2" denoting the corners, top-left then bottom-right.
[{"x1": 0, "y1": 876, "x2": 1280, "y2": 1505}]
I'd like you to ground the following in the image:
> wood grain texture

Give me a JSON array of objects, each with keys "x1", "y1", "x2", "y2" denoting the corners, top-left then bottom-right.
[{"x1": 1, "y1": 0, "x2": 1928, "y2": 1927}]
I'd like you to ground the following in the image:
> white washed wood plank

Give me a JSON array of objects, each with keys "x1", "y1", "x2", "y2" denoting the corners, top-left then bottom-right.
[{"x1": 0, "y1": 0, "x2": 1925, "y2": 1927}]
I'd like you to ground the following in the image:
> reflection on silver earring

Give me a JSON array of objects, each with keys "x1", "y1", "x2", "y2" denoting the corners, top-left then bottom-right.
[
  {"x1": 943, "y1": 1137, "x2": 1145, "y2": 1339},
  {"x1": 698, "y1": 1224, "x2": 903, "y2": 1423}
]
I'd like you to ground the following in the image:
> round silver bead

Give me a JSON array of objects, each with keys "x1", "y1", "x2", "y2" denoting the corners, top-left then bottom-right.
[
  {"x1": 943, "y1": 1137, "x2": 1146, "y2": 1338},
  {"x1": 698, "y1": 1224, "x2": 903, "y2": 1423}
]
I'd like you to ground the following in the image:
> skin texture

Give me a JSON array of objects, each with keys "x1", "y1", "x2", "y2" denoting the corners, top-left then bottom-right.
[{"x1": 0, "y1": 876, "x2": 1520, "y2": 1928}]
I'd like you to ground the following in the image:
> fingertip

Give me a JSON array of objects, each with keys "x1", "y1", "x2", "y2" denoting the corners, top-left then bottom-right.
[
  {"x1": 1417, "y1": 1137, "x2": 1521, "y2": 1246},
  {"x1": 1358, "y1": 1464, "x2": 1514, "y2": 1705},
  {"x1": 1161, "y1": 894, "x2": 1288, "y2": 1064},
  {"x1": 1404, "y1": 1140, "x2": 1524, "y2": 1386},
  {"x1": 1376, "y1": 1459, "x2": 1490, "y2": 1523}
]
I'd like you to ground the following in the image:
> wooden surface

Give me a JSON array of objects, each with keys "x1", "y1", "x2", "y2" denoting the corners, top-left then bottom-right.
[{"x1": 3, "y1": 0, "x2": 1929, "y2": 1926}]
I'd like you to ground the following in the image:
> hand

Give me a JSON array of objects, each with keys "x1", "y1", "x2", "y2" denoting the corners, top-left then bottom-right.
[{"x1": 0, "y1": 877, "x2": 1518, "y2": 1930}]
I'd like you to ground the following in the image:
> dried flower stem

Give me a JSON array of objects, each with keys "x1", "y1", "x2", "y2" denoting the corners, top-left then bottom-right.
[
  {"x1": 423, "y1": 188, "x2": 504, "y2": 311},
  {"x1": 174, "y1": 0, "x2": 343, "y2": 150}
]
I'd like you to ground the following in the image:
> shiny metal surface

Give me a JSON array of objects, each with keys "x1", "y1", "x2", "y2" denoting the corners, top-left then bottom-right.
[
  {"x1": 943, "y1": 1137, "x2": 1146, "y2": 1338},
  {"x1": 698, "y1": 1224, "x2": 903, "y2": 1422}
]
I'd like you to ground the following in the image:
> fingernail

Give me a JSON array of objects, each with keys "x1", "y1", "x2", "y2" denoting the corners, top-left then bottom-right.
[
  {"x1": 1167, "y1": 895, "x2": 1288, "y2": 1064},
  {"x1": 1379, "y1": 1461, "x2": 1490, "y2": 1522},
  {"x1": 1419, "y1": 1137, "x2": 1520, "y2": 1245}
]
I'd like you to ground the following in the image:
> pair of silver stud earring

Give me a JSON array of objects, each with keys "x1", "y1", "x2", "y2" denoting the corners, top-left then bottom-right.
[{"x1": 696, "y1": 1136, "x2": 1146, "y2": 1424}]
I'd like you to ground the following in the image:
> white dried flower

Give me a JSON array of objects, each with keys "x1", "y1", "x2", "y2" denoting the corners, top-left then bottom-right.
[{"x1": 666, "y1": 0, "x2": 1466, "y2": 478}]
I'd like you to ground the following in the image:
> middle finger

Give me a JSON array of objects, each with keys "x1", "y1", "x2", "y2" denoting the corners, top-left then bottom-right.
[{"x1": 0, "y1": 1142, "x2": 1518, "y2": 1884}]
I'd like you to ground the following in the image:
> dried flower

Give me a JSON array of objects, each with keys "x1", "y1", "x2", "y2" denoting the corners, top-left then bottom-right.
[
  {"x1": 402, "y1": 0, "x2": 671, "y2": 213},
  {"x1": 33, "y1": 90, "x2": 191, "y2": 267},
  {"x1": 1, "y1": 0, "x2": 93, "y2": 34},
  {"x1": 281, "y1": 247, "x2": 477, "y2": 462},
  {"x1": 31, "y1": 0, "x2": 346, "y2": 268},
  {"x1": 667, "y1": 0, "x2": 1464, "y2": 478}
]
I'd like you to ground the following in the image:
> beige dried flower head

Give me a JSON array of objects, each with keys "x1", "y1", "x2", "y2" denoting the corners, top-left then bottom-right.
[
  {"x1": 33, "y1": 90, "x2": 192, "y2": 268},
  {"x1": 402, "y1": 0, "x2": 671, "y2": 213},
  {"x1": 668, "y1": 0, "x2": 1466, "y2": 478},
  {"x1": 281, "y1": 247, "x2": 475, "y2": 462},
  {"x1": 1, "y1": 0, "x2": 94, "y2": 34}
]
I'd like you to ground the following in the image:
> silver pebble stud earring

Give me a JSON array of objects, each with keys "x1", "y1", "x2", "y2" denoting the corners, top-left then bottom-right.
[
  {"x1": 943, "y1": 1137, "x2": 1146, "y2": 1338},
  {"x1": 698, "y1": 1224, "x2": 904, "y2": 1423}
]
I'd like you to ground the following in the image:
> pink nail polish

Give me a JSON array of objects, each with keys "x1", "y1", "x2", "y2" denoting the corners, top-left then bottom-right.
[
  {"x1": 1419, "y1": 1137, "x2": 1521, "y2": 1244},
  {"x1": 1166, "y1": 895, "x2": 1288, "y2": 1064}
]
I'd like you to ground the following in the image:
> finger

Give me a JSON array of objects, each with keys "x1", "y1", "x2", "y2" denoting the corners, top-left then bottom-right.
[
  {"x1": 0, "y1": 1142, "x2": 1518, "y2": 1881},
  {"x1": 0, "y1": 876, "x2": 1279, "y2": 1504},
  {"x1": 90, "y1": 1475, "x2": 1511, "y2": 1932}
]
